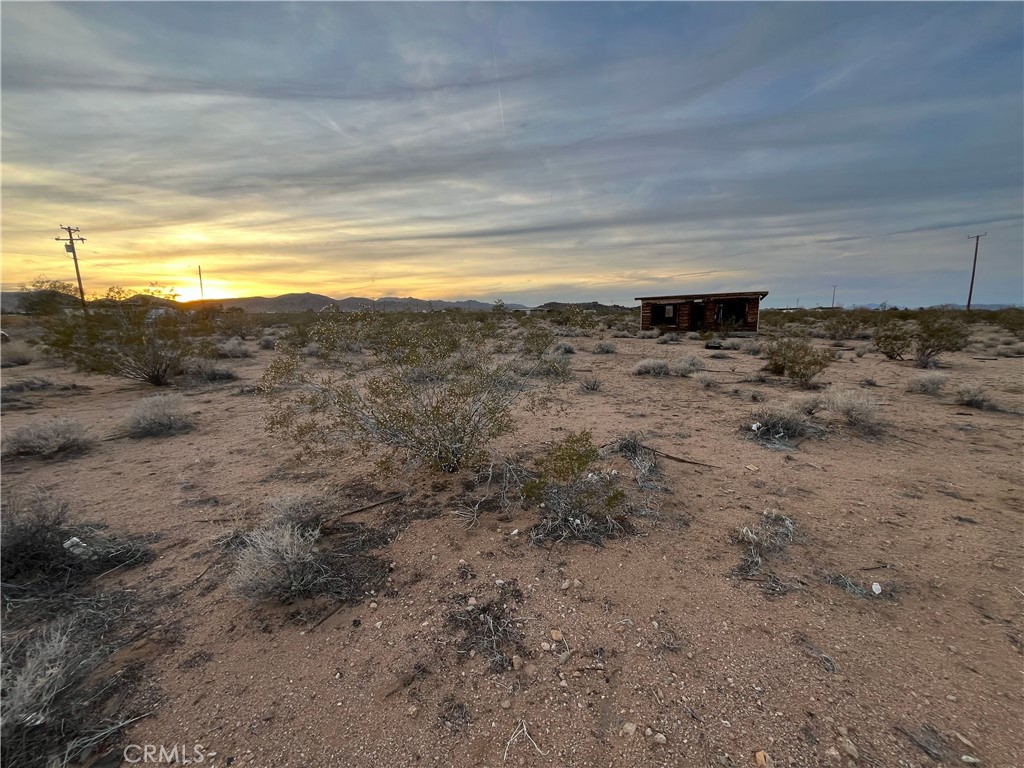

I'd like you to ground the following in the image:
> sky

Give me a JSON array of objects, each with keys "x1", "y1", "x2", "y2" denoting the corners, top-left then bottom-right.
[{"x1": 2, "y1": 2, "x2": 1022, "y2": 307}]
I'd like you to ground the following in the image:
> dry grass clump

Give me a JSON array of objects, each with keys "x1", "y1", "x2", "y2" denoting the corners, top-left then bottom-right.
[
  {"x1": 692, "y1": 371, "x2": 719, "y2": 389},
  {"x1": 2, "y1": 418, "x2": 93, "y2": 459},
  {"x1": 955, "y1": 386, "x2": 991, "y2": 410},
  {"x1": 258, "y1": 335, "x2": 277, "y2": 350},
  {"x1": 607, "y1": 433, "x2": 660, "y2": 490},
  {"x1": 655, "y1": 332, "x2": 680, "y2": 344},
  {"x1": 748, "y1": 400, "x2": 826, "y2": 446},
  {"x1": 217, "y1": 337, "x2": 252, "y2": 358},
  {"x1": 592, "y1": 341, "x2": 617, "y2": 354},
  {"x1": 125, "y1": 393, "x2": 195, "y2": 438},
  {"x1": 632, "y1": 358, "x2": 670, "y2": 376},
  {"x1": 2, "y1": 340, "x2": 36, "y2": 366},
  {"x1": 906, "y1": 372, "x2": 948, "y2": 395},
  {"x1": 448, "y1": 596, "x2": 525, "y2": 671},
  {"x1": 824, "y1": 387, "x2": 882, "y2": 431},
  {"x1": 579, "y1": 376, "x2": 602, "y2": 392},
  {"x1": 636, "y1": 330, "x2": 660, "y2": 339},
  {"x1": 184, "y1": 358, "x2": 239, "y2": 383},
  {"x1": 671, "y1": 355, "x2": 707, "y2": 377},
  {"x1": 734, "y1": 509, "x2": 796, "y2": 577},
  {"x1": 552, "y1": 341, "x2": 576, "y2": 354}
]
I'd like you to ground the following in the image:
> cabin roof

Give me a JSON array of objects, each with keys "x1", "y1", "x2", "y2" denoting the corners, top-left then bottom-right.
[{"x1": 634, "y1": 291, "x2": 769, "y2": 302}]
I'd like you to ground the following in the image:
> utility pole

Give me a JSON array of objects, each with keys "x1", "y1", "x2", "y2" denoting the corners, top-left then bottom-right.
[
  {"x1": 831, "y1": 285, "x2": 837, "y2": 308},
  {"x1": 198, "y1": 265, "x2": 205, "y2": 300},
  {"x1": 966, "y1": 233, "x2": 986, "y2": 311},
  {"x1": 55, "y1": 225, "x2": 89, "y2": 315}
]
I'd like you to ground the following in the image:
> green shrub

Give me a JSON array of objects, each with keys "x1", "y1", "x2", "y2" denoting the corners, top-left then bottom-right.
[
  {"x1": 763, "y1": 338, "x2": 834, "y2": 387},
  {"x1": 874, "y1": 322, "x2": 912, "y2": 360},
  {"x1": 823, "y1": 313, "x2": 859, "y2": 340},
  {"x1": 912, "y1": 315, "x2": 970, "y2": 368}
]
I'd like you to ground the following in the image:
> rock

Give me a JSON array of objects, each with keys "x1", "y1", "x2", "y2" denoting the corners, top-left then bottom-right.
[
  {"x1": 407, "y1": 706, "x2": 418, "y2": 717},
  {"x1": 573, "y1": 579, "x2": 583, "y2": 588},
  {"x1": 946, "y1": 695, "x2": 958, "y2": 702},
  {"x1": 824, "y1": 747, "x2": 841, "y2": 760},
  {"x1": 501, "y1": 699, "x2": 511, "y2": 709},
  {"x1": 541, "y1": 642, "x2": 551, "y2": 651},
  {"x1": 837, "y1": 727, "x2": 848, "y2": 738},
  {"x1": 524, "y1": 663, "x2": 538, "y2": 679},
  {"x1": 369, "y1": 601, "x2": 378, "y2": 609},
  {"x1": 559, "y1": 679, "x2": 568, "y2": 688},
  {"x1": 373, "y1": 621, "x2": 382, "y2": 629},
  {"x1": 653, "y1": 733, "x2": 667, "y2": 745},
  {"x1": 838, "y1": 738, "x2": 859, "y2": 761},
  {"x1": 558, "y1": 651, "x2": 572, "y2": 665},
  {"x1": 960, "y1": 757, "x2": 981, "y2": 765},
  {"x1": 468, "y1": 597, "x2": 477, "y2": 606},
  {"x1": 550, "y1": 629, "x2": 563, "y2": 642},
  {"x1": 621, "y1": 722, "x2": 638, "y2": 737},
  {"x1": 512, "y1": 655, "x2": 524, "y2": 671},
  {"x1": 755, "y1": 751, "x2": 774, "y2": 767},
  {"x1": 645, "y1": 728, "x2": 653, "y2": 737},
  {"x1": 560, "y1": 580, "x2": 571, "y2": 590},
  {"x1": 510, "y1": 529, "x2": 519, "y2": 536}
]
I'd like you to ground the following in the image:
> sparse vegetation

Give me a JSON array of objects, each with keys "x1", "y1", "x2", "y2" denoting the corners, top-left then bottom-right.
[
  {"x1": 825, "y1": 387, "x2": 882, "y2": 432},
  {"x1": 748, "y1": 400, "x2": 826, "y2": 445},
  {"x1": 632, "y1": 358, "x2": 670, "y2": 376},
  {"x1": 955, "y1": 386, "x2": 991, "y2": 410},
  {"x1": 670, "y1": 355, "x2": 707, "y2": 377},
  {"x1": 2, "y1": 418, "x2": 93, "y2": 459},
  {"x1": 2, "y1": 340, "x2": 36, "y2": 366},
  {"x1": 734, "y1": 509, "x2": 796, "y2": 578},
  {"x1": 873, "y1": 321, "x2": 913, "y2": 360},
  {"x1": 907, "y1": 372, "x2": 948, "y2": 395},
  {"x1": 125, "y1": 393, "x2": 195, "y2": 437},
  {"x1": 552, "y1": 341, "x2": 576, "y2": 355},
  {"x1": 217, "y1": 337, "x2": 253, "y2": 358},
  {"x1": 592, "y1": 341, "x2": 616, "y2": 354},
  {"x1": 579, "y1": 376, "x2": 602, "y2": 392},
  {"x1": 655, "y1": 332, "x2": 680, "y2": 344},
  {"x1": 762, "y1": 338, "x2": 834, "y2": 386},
  {"x1": 911, "y1": 314, "x2": 970, "y2": 368},
  {"x1": 692, "y1": 371, "x2": 718, "y2": 389},
  {"x1": 184, "y1": 358, "x2": 239, "y2": 383}
]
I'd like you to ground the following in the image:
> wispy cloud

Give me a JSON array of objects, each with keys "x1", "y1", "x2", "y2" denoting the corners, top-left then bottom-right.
[{"x1": 2, "y1": 2, "x2": 1021, "y2": 307}]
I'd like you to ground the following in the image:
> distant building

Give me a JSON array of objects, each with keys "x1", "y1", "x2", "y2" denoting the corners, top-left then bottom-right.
[{"x1": 635, "y1": 291, "x2": 769, "y2": 334}]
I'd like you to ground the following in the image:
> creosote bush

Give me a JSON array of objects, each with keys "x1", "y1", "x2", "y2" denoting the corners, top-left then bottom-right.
[
  {"x1": 911, "y1": 315, "x2": 970, "y2": 368},
  {"x1": 263, "y1": 311, "x2": 534, "y2": 473},
  {"x1": 217, "y1": 337, "x2": 252, "y2": 358},
  {"x1": 2, "y1": 418, "x2": 93, "y2": 459},
  {"x1": 125, "y1": 393, "x2": 195, "y2": 437},
  {"x1": 874, "y1": 322, "x2": 912, "y2": 360},
  {"x1": 762, "y1": 338, "x2": 834, "y2": 387}
]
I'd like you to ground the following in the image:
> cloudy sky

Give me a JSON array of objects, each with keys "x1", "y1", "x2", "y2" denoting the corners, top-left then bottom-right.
[{"x1": 2, "y1": 2, "x2": 1021, "y2": 307}]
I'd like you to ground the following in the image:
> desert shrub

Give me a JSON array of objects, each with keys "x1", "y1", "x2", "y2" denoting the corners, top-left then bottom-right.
[
  {"x1": 231, "y1": 523, "x2": 337, "y2": 602},
  {"x1": 41, "y1": 291, "x2": 191, "y2": 385},
  {"x1": 734, "y1": 509, "x2": 796, "y2": 577},
  {"x1": 955, "y1": 386, "x2": 990, "y2": 409},
  {"x1": 632, "y1": 358, "x2": 670, "y2": 376},
  {"x1": 579, "y1": 376, "x2": 602, "y2": 392},
  {"x1": 692, "y1": 372, "x2": 718, "y2": 389},
  {"x1": 907, "y1": 373, "x2": 948, "y2": 395},
  {"x1": 530, "y1": 351, "x2": 572, "y2": 378},
  {"x1": 823, "y1": 313, "x2": 859, "y2": 340},
  {"x1": 2, "y1": 341, "x2": 36, "y2": 366},
  {"x1": 637, "y1": 330, "x2": 660, "y2": 339},
  {"x1": 763, "y1": 338, "x2": 834, "y2": 387},
  {"x1": 685, "y1": 331, "x2": 702, "y2": 340},
  {"x1": 2, "y1": 418, "x2": 93, "y2": 459},
  {"x1": 520, "y1": 326, "x2": 556, "y2": 358},
  {"x1": 912, "y1": 315, "x2": 970, "y2": 368},
  {"x1": 825, "y1": 388, "x2": 882, "y2": 431},
  {"x1": 258, "y1": 336, "x2": 277, "y2": 350},
  {"x1": 611, "y1": 330, "x2": 633, "y2": 338},
  {"x1": 217, "y1": 337, "x2": 252, "y2": 358},
  {"x1": 592, "y1": 341, "x2": 616, "y2": 354},
  {"x1": 854, "y1": 346, "x2": 867, "y2": 358},
  {"x1": 995, "y1": 342, "x2": 1024, "y2": 357},
  {"x1": 217, "y1": 308, "x2": 263, "y2": 339},
  {"x1": 874, "y1": 322, "x2": 912, "y2": 360},
  {"x1": 655, "y1": 332, "x2": 680, "y2": 345},
  {"x1": 184, "y1": 358, "x2": 238, "y2": 383},
  {"x1": 748, "y1": 401, "x2": 826, "y2": 444},
  {"x1": 671, "y1": 355, "x2": 707, "y2": 377},
  {"x1": 527, "y1": 431, "x2": 628, "y2": 546},
  {"x1": 552, "y1": 341, "x2": 576, "y2": 355},
  {"x1": 722, "y1": 339, "x2": 743, "y2": 350},
  {"x1": 125, "y1": 393, "x2": 195, "y2": 437},
  {"x1": 264, "y1": 312, "x2": 533, "y2": 473}
]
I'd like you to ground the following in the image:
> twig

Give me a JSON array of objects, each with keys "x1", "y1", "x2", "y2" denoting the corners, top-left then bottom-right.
[
  {"x1": 307, "y1": 602, "x2": 346, "y2": 632},
  {"x1": 503, "y1": 718, "x2": 549, "y2": 761},
  {"x1": 651, "y1": 449, "x2": 721, "y2": 469},
  {"x1": 335, "y1": 494, "x2": 405, "y2": 520}
]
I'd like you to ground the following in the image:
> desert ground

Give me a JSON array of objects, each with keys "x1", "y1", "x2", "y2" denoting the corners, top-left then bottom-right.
[{"x1": 2, "y1": 311, "x2": 1022, "y2": 768}]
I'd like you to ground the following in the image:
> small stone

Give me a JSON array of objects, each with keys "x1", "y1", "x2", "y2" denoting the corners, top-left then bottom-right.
[
  {"x1": 512, "y1": 655, "x2": 523, "y2": 671},
  {"x1": 369, "y1": 602, "x2": 378, "y2": 609},
  {"x1": 558, "y1": 651, "x2": 572, "y2": 665},
  {"x1": 960, "y1": 756, "x2": 981, "y2": 765},
  {"x1": 373, "y1": 621, "x2": 382, "y2": 629},
  {"x1": 573, "y1": 579, "x2": 583, "y2": 588},
  {"x1": 468, "y1": 597, "x2": 478, "y2": 606},
  {"x1": 824, "y1": 747, "x2": 841, "y2": 760},
  {"x1": 653, "y1": 733, "x2": 667, "y2": 745},
  {"x1": 495, "y1": 579, "x2": 505, "y2": 587},
  {"x1": 621, "y1": 722, "x2": 638, "y2": 737},
  {"x1": 501, "y1": 699, "x2": 511, "y2": 709},
  {"x1": 541, "y1": 642, "x2": 551, "y2": 651},
  {"x1": 560, "y1": 580, "x2": 571, "y2": 590},
  {"x1": 559, "y1": 679, "x2": 568, "y2": 688},
  {"x1": 524, "y1": 663, "x2": 538, "y2": 678},
  {"x1": 686, "y1": 652, "x2": 693, "y2": 659},
  {"x1": 946, "y1": 695, "x2": 958, "y2": 702},
  {"x1": 550, "y1": 629, "x2": 563, "y2": 642},
  {"x1": 837, "y1": 727, "x2": 848, "y2": 737},
  {"x1": 838, "y1": 738, "x2": 859, "y2": 761},
  {"x1": 510, "y1": 529, "x2": 519, "y2": 536},
  {"x1": 407, "y1": 705, "x2": 418, "y2": 717},
  {"x1": 645, "y1": 727, "x2": 653, "y2": 737}
]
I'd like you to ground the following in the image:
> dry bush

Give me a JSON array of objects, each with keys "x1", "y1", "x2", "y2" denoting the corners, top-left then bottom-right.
[
  {"x1": 655, "y1": 332, "x2": 680, "y2": 344},
  {"x1": 579, "y1": 376, "x2": 602, "y2": 392},
  {"x1": 231, "y1": 524, "x2": 337, "y2": 602},
  {"x1": 552, "y1": 341, "x2": 576, "y2": 355},
  {"x1": 825, "y1": 387, "x2": 882, "y2": 431},
  {"x1": 183, "y1": 358, "x2": 239, "y2": 383},
  {"x1": 748, "y1": 401, "x2": 826, "y2": 445},
  {"x1": 2, "y1": 418, "x2": 93, "y2": 459},
  {"x1": 2, "y1": 341, "x2": 36, "y2": 366},
  {"x1": 637, "y1": 330, "x2": 660, "y2": 339},
  {"x1": 217, "y1": 337, "x2": 252, "y2": 358},
  {"x1": 955, "y1": 386, "x2": 991, "y2": 410},
  {"x1": 448, "y1": 597, "x2": 525, "y2": 671},
  {"x1": 743, "y1": 341, "x2": 762, "y2": 356},
  {"x1": 670, "y1": 355, "x2": 707, "y2": 377},
  {"x1": 734, "y1": 510, "x2": 796, "y2": 577},
  {"x1": 529, "y1": 351, "x2": 573, "y2": 378},
  {"x1": 692, "y1": 372, "x2": 719, "y2": 389},
  {"x1": 907, "y1": 372, "x2": 948, "y2": 395},
  {"x1": 125, "y1": 393, "x2": 195, "y2": 438},
  {"x1": 632, "y1": 358, "x2": 670, "y2": 376},
  {"x1": 592, "y1": 341, "x2": 616, "y2": 354},
  {"x1": 607, "y1": 433, "x2": 660, "y2": 490},
  {"x1": 258, "y1": 335, "x2": 277, "y2": 350},
  {"x1": 763, "y1": 338, "x2": 834, "y2": 387},
  {"x1": 823, "y1": 313, "x2": 860, "y2": 340}
]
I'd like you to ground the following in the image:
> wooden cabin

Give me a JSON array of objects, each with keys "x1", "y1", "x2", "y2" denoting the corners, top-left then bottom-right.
[{"x1": 635, "y1": 291, "x2": 768, "y2": 334}]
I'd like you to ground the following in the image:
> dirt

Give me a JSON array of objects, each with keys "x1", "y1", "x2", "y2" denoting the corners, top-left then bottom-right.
[{"x1": 2, "y1": 331, "x2": 1022, "y2": 768}]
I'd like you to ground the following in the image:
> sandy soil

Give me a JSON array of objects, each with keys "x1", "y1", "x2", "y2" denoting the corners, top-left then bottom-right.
[{"x1": 2, "y1": 329, "x2": 1022, "y2": 768}]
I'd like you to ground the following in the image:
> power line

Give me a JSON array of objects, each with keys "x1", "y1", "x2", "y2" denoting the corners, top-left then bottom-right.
[
  {"x1": 55, "y1": 225, "x2": 89, "y2": 315},
  {"x1": 966, "y1": 232, "x2": 987, "y2": 311}
]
